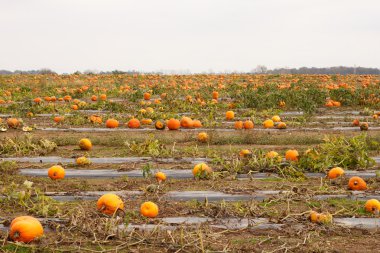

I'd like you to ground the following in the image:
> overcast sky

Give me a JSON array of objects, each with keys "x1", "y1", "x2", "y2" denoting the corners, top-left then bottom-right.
[{"x1": 1, "y1": 0, "x2": 379, "y2": 73}]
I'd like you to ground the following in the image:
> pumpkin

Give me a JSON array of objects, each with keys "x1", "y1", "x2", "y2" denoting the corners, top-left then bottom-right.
[
  {"x1": 226, "y1": 111, "x2": 235, "y2": 120},
  {"x1": 279, "y1": 101, "x2": 286, "y2": 107},
  {"x1": 234, "y1": 121, "x2": 243, "y2": 130},
  {"x1": 243, "y1": 120, "x2": 254, "y2": 129},
  {"x1": 364, "y1": 199, "x2": 380, "y2": 214},
  {"x1": 106, "y1": 119, "x2": 119, "y2": 128},
  {"x1": 141, "y1": 119, "x2": 153, "y2": 125},
  {"x1": 309, "y1": 211, "x2": 333, "y2": 224},
  {"x1": 373, "y1": 114, "x2": 379, "y2": 119},
  {"x1": 180, "y1": 117, "x2": 193, "y2": 128},
  {"x1": 272, "y1": 115, "x2": 281, "y2": 122},
  {"x1": 285, "y1": 149, "x2": 299, "y2": 161},
  {"x1": 63, "y1": 95, "x2": 72, "y2": 102},
  {"x1": 192, "y1": 120, "x2": 202, "y2": 128},
  {"x1": 7, "y1": 118, "x2": 20, "y2": 129},
  {"x1": 266, "y1": 151, "x2": 281, "y2": 162},
  {"x1": 33, "y1": 97, "x2": 42, "y2": 104},
  {"x1": 97, "y1": 193, "x2": 124, "y2": 215},
  {"x1": 143, "y1": 92, "x2": 151, "y2": 100},
  {"x1": 79, "y1": 138, "x2": 92, "y2": 151},
  {"x1": 192, "y1": 163, "x2": 213, "y2": 178},
  {"x1": 155, "y1": 120, "x2": 166, "y2": 130},
  {"x1": 155, "y1": 171, "x2": 167, "y2": 183},
  {"x1": 327, "y1": 167, "x2": 344, "y2": 179},
  {"x1": 239, "y1": 149, "x2": 252, "y2": 158},
  {"x1": 263, "y1": 119, "x2": 274, "y2": 128},
  {"x1": 100, "y1": 94, "x2": 107, "y2": 101},
  {"x1": 332, "y1": 101, "x2": 341, "y2": 107},
  {"x1": 140, "y1": 201, "x2": 159, "y2": 218},
  {"x1": 167, "y1": 118, "x2": 180, "y2": 130},
  {"x1": 91, "y1": 95, "x2": 98, "y2": 101},
  {"x1": 71, "y1": 104, "x2": 79, "y2": 110},
  {"x1": 212, "y1": 91, "x2": 219, "y2": 100},
  {"x1": 53, "y1": 116, "x2": 64, "y2": 123},
  {"x1": 276, "y1": 122, "x2": 287, "y2": 129},
  {"x1": 9, "y1": 218, "x2": 44, "y2": 243},
  {"x1": 197, "y1": 132, "x2": 209, "y2": 143},
  {"x1": 48, "y1": 165, "x2": 65, "y2": 180},
  {"x1": 90, "y1": 115, "x2": 102, "y2": 124},
  {"x1": 76, "y1": 156, "x2": 91, "y2": 166},
  {"x1": 352, "y1": 119, "x2": 360, "y2": 126},
  {"x1": 348, "y1": 176, "x2": 367, "y2": 191},
  {"x1": 127, "y1": 118, "x2": 141, "y2": 128},
  {"x1": 50, "y1": 96, "x2": 57, "y2": 102},
  {"x1": 360, "y1": 122, "x2": 369, "y2": 131}
]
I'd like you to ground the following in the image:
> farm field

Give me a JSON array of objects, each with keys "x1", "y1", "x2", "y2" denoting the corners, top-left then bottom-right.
[{"x1": 1, "y1": 73, "x2": 380, "y2": 252}]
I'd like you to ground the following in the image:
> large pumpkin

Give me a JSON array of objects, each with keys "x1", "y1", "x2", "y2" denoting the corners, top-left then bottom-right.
[{"x1": 97, "y1": 193, "x2": 124, "y2": 215}]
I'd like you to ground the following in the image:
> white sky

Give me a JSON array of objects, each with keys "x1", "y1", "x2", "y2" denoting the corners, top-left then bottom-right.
[{"x1": 1, "y1": 0, "x2": 379, "y2": 73}]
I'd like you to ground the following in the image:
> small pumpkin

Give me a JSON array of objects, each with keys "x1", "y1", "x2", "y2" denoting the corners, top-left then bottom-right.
[
  {"x1": 7, "y1": 118, "x2": 20, "y2": 129},
  {"x1": 97, "y1": 193, "x2": 124, "y2": 215},
  {"x1": 180, "y1": 117, "x2": 193, "y2": 128},
  {"x1": 327, "y1": 167, "x2": 345, "y2": 179},
  {"x1": 155, "y1": 171, "x2": 167, "y2": 183},
  {"x1": 272, "y1": 115, "x2": 281, "y2": 122},
  {"x1": 140, "y1": 201, "x2": 159, "y2": 218},
  {"x1": 226, "y1": 111, "x2": 235, "y2": 120},
  {"x1": 91, "y1": 95, "x2": 98, "y2": 101},
  {"x1": 348, "y1": 176, "x2": 367, "y2": 191},
  {"x1": 263, "y1": 119, "x2": 274, "y2": 129},
  {"x1": 365, "y1": 199, "x2": 380, "y2": 214},
  {"x1": 167, "y1": 118, "x2": 180, "y2": 130},
  {"x1": 105, "y1": 119, "x2": 119, "y2": 128},
  {"x1": 285, "y1": 149, "x2": 299, "y2": 161},
  {"x1": 9, "y1": 218, "x2": 44, "y2": 243},
  {"x1": 143, "y1": 92, "x2": 151, "y2": 100},
  {"x1": 239, "y1": 149, "x2": 252, "y2": 158},
  {"x1": 90, "y1": 115, "x2": 102, "y2": 124},
  {"x1": 53, "y1": 116, "x2": 64, "y2": 123},
  {"x1": 48, "y1": 165, "x2": 65, "y2": 180},
  {"x1": 192, "y1": 163, "x2": 213, "y2": 178},
  {"x1": 243, "y1": 120, "x2": 254, "y2": 129},
  {"x1": 76, "y1": 156, "x2": 91, "y2": 166},
  {"x1": 127, "y1": 118, "x2": 141, "y2": 128},
  {"x1": 197, "y1": 132, "x2": 209, "y2": 143},
  {"x1": 155, "y1": 120, "x2": 166, "y2": 130},
  {"x1": 99, "y1": 94, "x2": 107, "y2": 101},
  {"x1": 79, "y1": 138, "x2": 92, "y2": 151},
  {"x1": 360, "y1": 122, "x2": 369, "y2": 131},
  {"x1": 234, "y1": 121, "x2": 243, "y2": 130},
  {"x1": 192, "y1": 120, "x2": 202, "y2": 128},
  {"x1": 276, "y1": 122, "x2": 287, "y2": 129}
]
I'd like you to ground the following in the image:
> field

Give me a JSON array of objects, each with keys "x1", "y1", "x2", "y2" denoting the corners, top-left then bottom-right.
[{"x1": 1, "y1": 74, "x2": 380, "y2": 252}]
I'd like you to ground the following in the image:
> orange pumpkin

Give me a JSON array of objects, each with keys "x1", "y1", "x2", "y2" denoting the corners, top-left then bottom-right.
[
  {"x1": 9, "y1": 218, "x2": 44, "y2": 243},
  {"x1": 243, "y1": 120, "x2": 254, "y2": 129},
  {"x1": 348, "y1": 176, "x2": 367, "y2": 191},
  {"x1": 155, "y1": 120, "x2": 166, "y2": 130},
  {"x1": 33, "y1": 97, "x2": 42, "y2": 104},
  {"x1": 192, "y1": 163, "x2": 213, "y2": 178},
  {"x1": 97, "y1": 193, "x2": 124, "y2": 215},
  {"x1": 197, "y1": 132, "x2": 209, "y2": 143},
  {"x1": 10, "y1": 216, "x2": 39, "y2": 228},
  {"x1": 226, "y1": 111, "x2": 235, "y2": 120},
  {"x1": 143, "y1": 92, "x2": 151, "y2": 100},
  {"x1": 327, "y1": 167, "x2": 344, "y2": 179},
  {"x1": 127, "y1": 118, "x2": 141, "y2": 128},
  {"x1": 272, "y1": 115, "x2": 281, "y2": 122},
  {"x1": 180, "y1": 117, "x2": 193, "y2": 128},
  {"x1": 192, "y1": 120, "x2": 202, "y2": 128},
  {"x1": 285, "y1": 149, "x2": 299, "y2": 161},
  {"x1": 352, "y1": 119, "x2": 360, "y2": 126},
  {"x1": 99, "y1": 94, "x2": 107, "y2": 101},
  {"x1": 212, "y1": 91, "x2": 219, "y2": 100},
  {"x1": 263, "y1": 119, "x2": 274, "y2": 129},
  {"x1": 105, "y1": 119, "x2": 119, "y2": 128},
  {"x1": 48, "y1": 165, "x2": 65, "y2": 180},
  {"x1": 239, "y1": 149, "x2": 252, "y2": 158},
  {"x1": 167, "y1": 118, "x2": 180, "y2": 130},
  {"x1": 140, "y1": 201, "x2": 159, "y2": 218},
  {"x1": 53, "y1": 116, "x2": 64, "y2": 123},
  {"x1": 141, "y1": 118, "x2": 153, "y2": 125},
  {"x1": 234, "y1": 121, "x2": 244, "y2": 130},
  {"x1": 365, "y1": 199, "x2": 380, "y2": 214},
  {"x1": 91, "y1": 95, "x2": 98, "y2": 101},
  {"x1": 276, "y1": 122, "x2": 287, "y2": 129},
  {"x1": 90, "y1": 115, "x2": 102, "y2": 124},
  {"x1": 79, "y1": 138, "x2": 92, "y2": 150},
  {"x1": 155, "y1": 171, "x2": 167, "y2": 183},
  {"x1": 7, "y1": 118, "x2": 20, "y2": 129}
]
